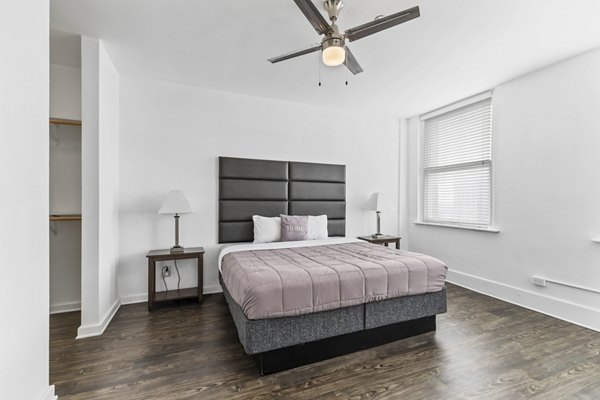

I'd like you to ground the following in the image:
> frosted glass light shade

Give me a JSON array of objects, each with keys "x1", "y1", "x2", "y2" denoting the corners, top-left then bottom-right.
[
  {"x1": 158, "y1": 190, "x2": 192, "y2": 214},
  {"x1": 322, "y1": 46, "x2": 345, "y2": 66},
  {"x1": 362, "y1": 192, "x2": 381, "y2": 212}
]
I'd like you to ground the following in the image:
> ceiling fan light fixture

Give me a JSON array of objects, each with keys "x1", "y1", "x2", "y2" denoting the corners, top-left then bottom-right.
[
  {"x1": 267, "y1": 1, "x2": 421, "y2": 75},
  {"x1": 321, "y1": 36, "x2": 345, "y2": 66},
  {"x1": 322, "y1": 45, "x2": 345, "y2": 66}
]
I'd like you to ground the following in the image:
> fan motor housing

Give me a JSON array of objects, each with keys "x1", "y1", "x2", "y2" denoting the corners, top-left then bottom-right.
[{"x1": 322, "y1": 35, "x2": 345, "y2": 51}]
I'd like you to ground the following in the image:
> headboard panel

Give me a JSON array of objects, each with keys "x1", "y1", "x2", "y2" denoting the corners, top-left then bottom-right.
[
  {"x1": 288, "y1": 161, "x2": 346, "y2": 182},
  {"x1": 219, "y1": 157, "x2": 346, "y2": 243},
  {"x1": 219, "y1": 157, "x2": 288, "y2": 181}
]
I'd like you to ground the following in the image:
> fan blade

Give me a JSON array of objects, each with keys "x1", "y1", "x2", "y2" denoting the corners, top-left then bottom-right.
[
  {"x1": 345, "y1": 6, "x2": 420, "y2": 42},
  {"x1": 268, "y1": 44, "x2": 322, "y2": 64},
  {"x1": 344, "y1": 47, "x2": 363, "y2": 75},
  {"x1": 293, "y1": 0, "x2": 332, "y2": 35}
]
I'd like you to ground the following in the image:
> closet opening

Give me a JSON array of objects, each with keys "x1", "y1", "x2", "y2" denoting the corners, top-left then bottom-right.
[{"x1": 49, "y1": 32, "x2": 82, "y2": 330}]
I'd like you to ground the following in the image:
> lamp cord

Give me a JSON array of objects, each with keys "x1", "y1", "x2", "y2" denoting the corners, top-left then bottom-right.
[
  {"x1": 162, "y1": 265, "x2": 168, "y2": 292},
  {"x1": 174, "y1": 259, "x2": 181, "y2": 291}
]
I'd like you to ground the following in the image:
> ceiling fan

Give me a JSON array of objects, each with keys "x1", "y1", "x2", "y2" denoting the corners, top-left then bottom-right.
[{"x1": 268, "y1": 0, "x2": 420, "y2": 75}]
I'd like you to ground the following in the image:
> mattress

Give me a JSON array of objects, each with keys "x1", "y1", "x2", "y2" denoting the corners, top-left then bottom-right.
[{"x1": 219, "y1": 238, "x2": 447, "y2": 320}]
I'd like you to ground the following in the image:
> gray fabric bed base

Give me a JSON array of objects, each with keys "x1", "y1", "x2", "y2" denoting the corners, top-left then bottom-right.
[{"x1": 221, "y1": 278, "x2": 447, "y2": 355}]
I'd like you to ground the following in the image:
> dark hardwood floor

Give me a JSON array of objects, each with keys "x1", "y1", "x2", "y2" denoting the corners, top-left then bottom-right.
[{"x1": 50, "y1": 284, "x2": 600, "y2": 399}]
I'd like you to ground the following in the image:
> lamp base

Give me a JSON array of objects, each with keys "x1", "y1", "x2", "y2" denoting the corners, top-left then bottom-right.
[
  {"x1": 371, "y1": 211, "x2": 382, "y2": 239},
  {"x1": 170, "y1": 246, "x2": 184, "y2": 253}
]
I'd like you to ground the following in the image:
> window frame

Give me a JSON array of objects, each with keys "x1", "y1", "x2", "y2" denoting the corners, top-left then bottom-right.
[{"x1": 416, "y1": 91, "x2": 498, "y2": 232}]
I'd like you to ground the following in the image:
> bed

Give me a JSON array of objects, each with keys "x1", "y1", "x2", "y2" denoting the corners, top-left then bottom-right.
[{"x1": 218, "y1": 156, "x2": 447, "y2": 374}]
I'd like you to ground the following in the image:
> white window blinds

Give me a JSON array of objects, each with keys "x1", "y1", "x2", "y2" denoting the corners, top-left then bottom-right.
[{"x1": 422, "y1": 96, "x2": 493, "y2": 228}]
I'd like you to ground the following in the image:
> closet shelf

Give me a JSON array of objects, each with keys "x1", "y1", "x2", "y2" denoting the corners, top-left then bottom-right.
[
  {"x1": 50, "y1": 214, "x2": 82, "y2": 221},
  {"x1": 49, "y1": 118, "x2": 82, "y2": 126}
]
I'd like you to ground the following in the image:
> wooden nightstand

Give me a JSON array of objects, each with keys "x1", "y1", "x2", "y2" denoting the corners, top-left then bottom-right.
[
  {"x1": 357, "y1": 235, "x2": 401, "y2": 249},
  {"x1": 146, "y1": 247, "x2": 204, "y2": 311}
]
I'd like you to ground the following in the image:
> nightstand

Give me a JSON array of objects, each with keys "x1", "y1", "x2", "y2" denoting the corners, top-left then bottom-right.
[
  {"x1": 357, "y1": 235, "x2": 401, "y2": 249},
  {"x1": 146, "y1": 247, "x2": 204, "y2": 311}
]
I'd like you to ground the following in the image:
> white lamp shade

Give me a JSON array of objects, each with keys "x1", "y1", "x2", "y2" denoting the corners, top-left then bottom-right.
[
  {"x1": 158, "y1": 190, "x2": 192, "y2": 214},
  {"x1": 362, "y1": 192, "x2": 381, "y2": 212}
]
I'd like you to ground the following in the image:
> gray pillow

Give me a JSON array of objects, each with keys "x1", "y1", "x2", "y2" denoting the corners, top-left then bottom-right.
[{"x1": 280, "y1": 215, "x2": 309, "y2": 241}]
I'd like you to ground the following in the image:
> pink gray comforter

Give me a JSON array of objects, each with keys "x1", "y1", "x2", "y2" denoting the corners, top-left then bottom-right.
[{"x1": 221, "y1": 241, "x2": 447, "y2": 320}]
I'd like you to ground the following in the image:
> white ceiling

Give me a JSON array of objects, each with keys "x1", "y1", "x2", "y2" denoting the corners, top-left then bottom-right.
[{"x1": 50, "y1": 0, "x2": 600, "y2": 117}]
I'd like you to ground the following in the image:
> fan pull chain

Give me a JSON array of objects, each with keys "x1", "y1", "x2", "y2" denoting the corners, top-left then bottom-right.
[
  {"x1": 318, "y1": 54, "x2": 322, "y2": 87},
  {"x1": 345, "y1": 65, "x2": 348, "y2": 86}
]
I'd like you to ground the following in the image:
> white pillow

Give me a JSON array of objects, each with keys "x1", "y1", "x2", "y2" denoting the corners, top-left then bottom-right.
[
  {"x1": 307, "y1": 215, "x2": 328, "y2": 240},
  {"x1": 253, "y1": 215, "x2": 281, "y2": 243}
]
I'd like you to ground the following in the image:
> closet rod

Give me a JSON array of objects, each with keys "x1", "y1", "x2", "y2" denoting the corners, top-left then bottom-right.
[
  {"x1": 49, "y1": 214, "x2": 82, "y2": 221},
  {"x1": 49, "y1": 118, "x2": 82, "y2": 126}
]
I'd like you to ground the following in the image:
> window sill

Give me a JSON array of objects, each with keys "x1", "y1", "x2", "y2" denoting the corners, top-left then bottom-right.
[{"x1": 414, "y1": 221, "x2": 500, "y2": 233}]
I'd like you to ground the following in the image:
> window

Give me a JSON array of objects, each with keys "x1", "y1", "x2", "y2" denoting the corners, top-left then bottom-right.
[{"x1": 421, "y1": 93, "x2": 493, "y2": 229}]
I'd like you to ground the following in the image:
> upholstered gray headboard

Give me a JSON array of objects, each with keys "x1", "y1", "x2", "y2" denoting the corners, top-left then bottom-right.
[{"x1": 219, "y1": 157, "x2": 346, "y2": 243}]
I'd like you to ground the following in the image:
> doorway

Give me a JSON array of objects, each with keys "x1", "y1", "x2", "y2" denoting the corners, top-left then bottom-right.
[{"x1": 49, "y1": 31, "x2": 82, "y2": 321}]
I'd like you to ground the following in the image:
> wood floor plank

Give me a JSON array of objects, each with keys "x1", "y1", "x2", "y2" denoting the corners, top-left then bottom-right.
[{"x1": 50, "y1": 284, "x2": 600, "y2": 399}]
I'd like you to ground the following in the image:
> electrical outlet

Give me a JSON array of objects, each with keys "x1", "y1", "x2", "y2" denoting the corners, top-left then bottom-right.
[
  {"x1": 162, "y1": 265, "x2": 171, "y2": 277},
  {"x1": 531, "y1": 276, "x2": 546, "y2": 287}
]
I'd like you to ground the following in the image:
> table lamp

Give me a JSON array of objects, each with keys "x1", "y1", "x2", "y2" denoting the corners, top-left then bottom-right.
[
  {"x1": 158, "y1": 189, "x2": 192, "y2": 253},
  {"x1": 362, "y1": 192, "x2": 382, "y2": 237}
]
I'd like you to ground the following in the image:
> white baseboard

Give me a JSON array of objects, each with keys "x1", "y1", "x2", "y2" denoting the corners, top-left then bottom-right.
[
  {"x1": 204, "y1": 284, "x2": 222, "y2": 294},
  {"x1": 84, "y1": 284, "x2": 224, "y2": 338},
  {"x1": 447, "y1": 269, "x2": 600, "y2": 333},
  {"x1": 120, "y1": 284, "x2": 223, "y2": 305},
  {"x1": 120, "y1": 293, "x2": 147, "y2": 305},
  {"x1": 76, "y1": 297, "x2": 121, "y2": 339},
  {"x1": 50, "y1": 301, "x2": 81, "y2": 314},
  {"x1": 41, "y1": 385, "x2": 56, "y2": 400}
]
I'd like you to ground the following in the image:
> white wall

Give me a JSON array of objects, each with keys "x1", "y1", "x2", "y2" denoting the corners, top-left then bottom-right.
[
  {"x1": 406, "y1": 48, "x2": 600, "y2": 331},
  {"x1": 50, "y1": 63, "x2": 81, "y2": 120},
  {"x1": 81, "y1": 36, "x2": 101, "y2": 329},
  {"x1": 98, "y1": 42, "x2": 120, "y2": 323},
  {"x1": 49, "y1": 125, "x2": 82, "y2": 312},
  {"x1": 118, "y1": 76, "x2": 400, "y2": 301},
  {"x1": 49, "y1": 125, "x2": 81, "y2": 214},
  {"x1": 79, "y1": 37, "x2": 120, "y2": 338},
  {"x1": 0, "y1": 1, "x2": 54, "y2": 399}
]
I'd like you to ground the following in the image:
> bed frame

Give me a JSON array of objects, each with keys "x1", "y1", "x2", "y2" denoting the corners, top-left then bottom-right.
[{"x1": 218, "y1": 156, "x2": 447, "y2": 374}]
